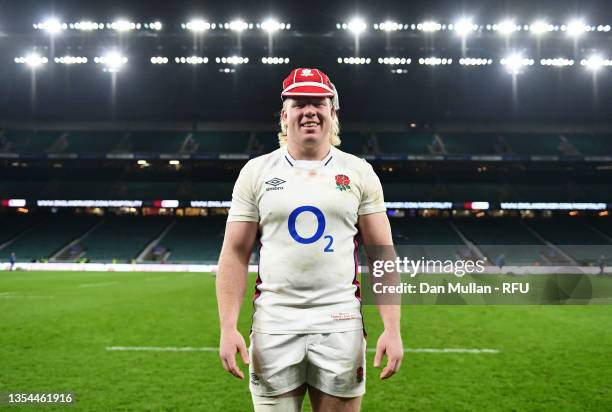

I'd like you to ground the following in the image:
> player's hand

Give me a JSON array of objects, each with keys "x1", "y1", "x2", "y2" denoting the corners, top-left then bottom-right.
[
  {"x1": 373, "y1": 329, "x2": 403, "y2": 379},
  {"x1": 219, "y1": 328, "x2": 250, "y2": 379}
]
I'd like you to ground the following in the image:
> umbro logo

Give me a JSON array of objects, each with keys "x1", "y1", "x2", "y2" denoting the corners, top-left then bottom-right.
[
  {"x1": 265, "y1": 177, "x2": 286, "y2": 191},
  {"x1": 265, "y1": 178, "x2": 285, "y2": 187},
  {"x1": 301, "y1": 69, "x2": 313, "y2": 77}
]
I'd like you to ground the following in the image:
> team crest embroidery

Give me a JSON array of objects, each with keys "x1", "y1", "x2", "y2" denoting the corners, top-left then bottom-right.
[
  {"x1": 301, "y1": 69, "x2": 313, "y2": 77},
  {"x1": 356, "y1": 367, "x2": 364, "y2": 383},
  {"x1": 335, "y1": 174, "x2": 351, "y2": 191}
]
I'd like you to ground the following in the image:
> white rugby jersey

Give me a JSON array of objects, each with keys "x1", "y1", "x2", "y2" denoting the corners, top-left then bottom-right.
[{"x1": 227, "y1": 145, "x2": 386, "y2": 334}]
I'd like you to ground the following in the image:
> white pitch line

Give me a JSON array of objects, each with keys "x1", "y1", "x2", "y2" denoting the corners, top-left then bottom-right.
[
  {"x1": 79, "y1": 281, "x2": 118, "y2": 288},
  {"x1": 387, "y1": 348, "x2": 500, "y2": 354},
  {"x1": 107, "y1": 346, "x2": 218, "y2": 352},
  {"x1": 0, "y1": 291, "x2": 18, "y2": 296},
  {"x1": 0, "y1": 295, "x2": 55, "y2": 299},
  {"x1": 106, "y1": 346, "x2": 499, "y2": 354}
]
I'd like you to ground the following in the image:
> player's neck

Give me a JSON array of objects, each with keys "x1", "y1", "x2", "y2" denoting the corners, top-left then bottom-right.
[{"x1": 286, "y1": 142, "x2": 331, "y2": 161}]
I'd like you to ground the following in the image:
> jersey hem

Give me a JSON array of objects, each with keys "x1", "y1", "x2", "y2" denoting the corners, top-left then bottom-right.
[
  {"x1": 357, "y1": 207, "x2": 387, "y2": 216},
  {"x1": 251, "y1": 326, "x2": 364, "y2": 335},
  {"x1": 227, "y1": 215, "x2": 259, "y2": 222}
]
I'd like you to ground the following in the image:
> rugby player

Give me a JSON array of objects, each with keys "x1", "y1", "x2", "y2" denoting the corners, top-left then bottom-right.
[{"x1": 217, "y1": 68, "x2": 403, "y2": 412}]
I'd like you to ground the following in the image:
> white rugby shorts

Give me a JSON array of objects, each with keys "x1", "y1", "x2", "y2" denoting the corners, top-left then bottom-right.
[{"x1": 249, "y1": 330, "x2": 366, "y2": 398}]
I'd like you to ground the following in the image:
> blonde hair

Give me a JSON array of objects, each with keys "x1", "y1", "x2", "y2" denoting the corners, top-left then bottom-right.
[{"x1": 277, "y1": 98, "x2": 341, "y2": 147}]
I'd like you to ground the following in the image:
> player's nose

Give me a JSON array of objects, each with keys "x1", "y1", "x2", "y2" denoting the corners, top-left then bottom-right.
[{"x1": 302, "y1": 104, "x2": 317, "y2": 116}]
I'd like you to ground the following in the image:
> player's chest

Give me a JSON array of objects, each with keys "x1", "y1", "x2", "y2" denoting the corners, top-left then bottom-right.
[{"x1": 257, "y1": 168, "x2": 360, "y2": 220}]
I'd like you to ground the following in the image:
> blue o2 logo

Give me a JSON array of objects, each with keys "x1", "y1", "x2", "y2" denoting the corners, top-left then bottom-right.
[{"x1": 288, "y1": 206, "x2": 334, "y2": 252}]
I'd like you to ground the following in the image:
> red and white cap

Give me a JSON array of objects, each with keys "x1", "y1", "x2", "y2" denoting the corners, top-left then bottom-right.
[
  {"x1": 281, "y1": 68, "x2": 339, "y2": 109},
  {"x1": 281, "y1": 68, "x2": 335, "y2": 97}
]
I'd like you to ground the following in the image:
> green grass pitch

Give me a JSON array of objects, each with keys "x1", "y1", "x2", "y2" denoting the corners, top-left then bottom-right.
[{"x1": 1, "y1": 270, "x2": 611, "y2": 411}]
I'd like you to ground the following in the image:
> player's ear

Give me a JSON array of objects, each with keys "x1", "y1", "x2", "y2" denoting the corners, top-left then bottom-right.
[
  {"x1": 329, "y1": 98, "x2": 337, "y2": 119},
  {"x1": 281, "y1": 108, "x2": 287, "y2": 125},
  {"x1": 281, "y1": 100, "x2": 288, "y2": 121}
]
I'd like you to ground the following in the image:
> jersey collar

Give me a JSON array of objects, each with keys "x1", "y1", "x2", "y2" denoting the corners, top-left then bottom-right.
[{"x1": 283, "y1": 146, "x2": 334, "y2": 169}]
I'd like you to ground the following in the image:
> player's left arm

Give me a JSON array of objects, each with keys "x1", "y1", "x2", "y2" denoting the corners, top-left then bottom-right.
[{"x1": 358, "y1": 212, "x2": 404, "y2": 379}]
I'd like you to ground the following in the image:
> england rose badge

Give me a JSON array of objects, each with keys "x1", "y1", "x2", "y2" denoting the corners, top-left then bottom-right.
[{"x1": 335, "y1": 174, "x2": 351, "y2": 191}]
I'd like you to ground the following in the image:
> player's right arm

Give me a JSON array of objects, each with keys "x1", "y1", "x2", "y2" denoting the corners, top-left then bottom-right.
[{"x1": 216, "y1": 220, "x2": 258, "y2": 379}]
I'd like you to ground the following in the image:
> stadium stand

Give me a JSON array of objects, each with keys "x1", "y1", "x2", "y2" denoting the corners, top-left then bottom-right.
[
  {"x1": 502, "y1": 133, "x2": 562, "y2": 155},
  {"x1": 156, "y1": 216, "x2": 226, "y2": 263},
  {"x1": 438, "y1": 133, "x2": 500, "y2": 155},
  {"x1": 0, "y1": 213, "x2": 39, "y2": 245},
  {"x1": 190, "y1": 182, "x2": 234, "y2": 199},
  {"x1": 564, "y1": 134, "x2": 612, "y2": 156},
  {"x1": 590, "y1": 219, "x2": 612, "y2": 239},
  {"x1": 377, "y1": 133, "x2": 437, "y2": 155},
  {"x1": 126, "y1": 132, "x2": 188, "y2": 153},
  {"x1": 383, "y1": 183, "x2": 587, "y2": 202},
  {"x1": 62, "y1": 131, "x2": 125, "y2": 153},
  {"x1": 79, "y1": 216, "x2": 171, "y2": 262},
  {"x1": 2, "y1": 129, "x2": 611, "y2": 159},
  {"x1": 389, "y1": 218, "x2": 468, "y2": 262},
  {"x1": 452, "y1": 218, "x2": 555, "y2": 265},
  {"x1": 391, "y1": 218, "x2": 464, "y2": 244},
  {"x1": 43, "y1": 181, "x2": 115, "y2": 199},
  {"x1": 339, "y1": 132, "x2": 374, "y2": 156},
  {"x1": 447, "y1": 183, "x2": 508, "y2": 201},
  {"x1": 383, "y1": 183, "x2": 450, "y2": 201},
  {"x1": 0, "y1": 129, "x2": 63, "y2": 153},
  {"x1": 252, "y1": 132, "x2": 280, "y2": 154},
  {"x1": 525, "y1": 218, "x2": 612, "y2": 265},
  {"x1": 1, "y1": 214, "x2": 100, "y2": 261},
  {"x1": 189, "y1": 132, "x2": 251, "y2": 154},
  {"x1": 0, "y1": 181, "x2": 49, "y2": 199},
  {"x1": 118, "y1": 182, "x2": 181, "y2": 199}
]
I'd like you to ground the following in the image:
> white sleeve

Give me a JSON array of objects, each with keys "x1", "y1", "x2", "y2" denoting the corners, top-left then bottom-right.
[
  {"x1": 227, "y1": 160, "x2": 260, "y2": 222},
  {"x1": 358, "y1": 161, "x2": 386, "y2": 215}
]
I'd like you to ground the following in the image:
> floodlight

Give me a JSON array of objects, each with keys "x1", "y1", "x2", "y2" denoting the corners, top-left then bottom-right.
[
  {"x1": 40, "y1": 18, "x2": 65, "y2": 33},
  {"x1": 347, "y1": 18, "x2": 367, "y2": 34},
  {"x1": 229, "y1": 19, "x2": 248, "y2": 32},
  {"x1": 530, "y1": 21, "x2": 553, "y2": 34},
  {"x1": 112, "y1": 20, "x2": 136, "y2": 31},
  {"x1": 55, "y1": 56, "x2": 88, "y2": 64},
  {"x1": 420, "y1": 21, "x2": 442, "y2": 32},
  {"x1": 418, "y1": 57, "x2": 452, "y2": 66},
  {"x1": 454, "y1": 18, "x2": 476, "y2": 36},
  {"x1": 581, "y1": 55, "x2": 605, "y2": 70},
  {"x1": 540, "y1": 58, "x2": 574, "y2": 67},
  {"x1": 96, "y1": 52, "x2": 128, "y2": 72},
  {"x1": 496, "y1": 19, "x2": 517, "y2": 35},
  {"x1": 22, "y1": 53, "x2": 48, "y2": 67},
  {"x1": 261, "y1": 18, "x2": 280, "y2": 32},
  {"x1": 262, "y1": 57, "x2": 289, "y2": 64},
  {"x1": 501, "y1": 54, "x2": 534, "y2": 73},
  {"x1": 74, "y1": 21, "x2": 97, "y2": 31},
  {"x1": 379, "y1": 21, "x2": 400, "y2": 31},
  {"x1": 185, "y1": 19, "x2": 210, "y2": 32},
  {"x1": 566, "y1": 19, "x2": 587, "y2": 36},
  {"x1": 459, "y1": 58, "x2": 493, "y2": 66},
  {"x1": 150, "y1": 56, "x2": 169, "y2": 64}
]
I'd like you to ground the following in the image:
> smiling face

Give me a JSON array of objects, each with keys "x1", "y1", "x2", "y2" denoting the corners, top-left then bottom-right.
[{"x1": 281, "y1": 97, "x2": 336, "y2": 149}]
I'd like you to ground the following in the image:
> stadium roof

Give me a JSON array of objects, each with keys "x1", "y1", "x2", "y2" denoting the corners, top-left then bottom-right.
[{"x1": 2, "y1": 0, "x2": 612, "y2": 123}]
